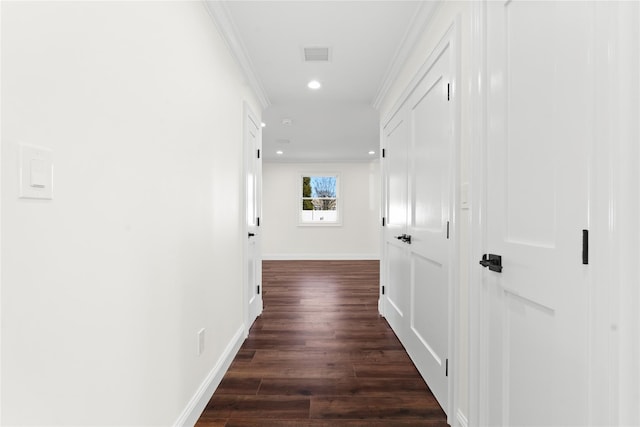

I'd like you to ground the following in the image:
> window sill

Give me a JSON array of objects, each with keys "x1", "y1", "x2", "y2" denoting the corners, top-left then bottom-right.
[{"x1": 297, "y1": 222, "x2": 343, "y2": 227}]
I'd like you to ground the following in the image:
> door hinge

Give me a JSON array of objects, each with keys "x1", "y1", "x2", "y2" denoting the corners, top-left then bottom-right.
[
  {"x1": 381, "y1": 285, "x2": 385, "y2": 295},
  {"x1": 382, "y1": 217, "x2": 386, "y2": 227},
  {"x1": 582, "y1": 229, "x2": 589, "y2": 265},
  {"x1": 446, "y1": 221, "x2": 450, "y2": 239},
  {"x1": 257, "y1": 149, "x2": 260, "y2": 159},
  {"x1": 257, "y1": 285, "x2": 260, "y2": 295},
  {"x1": 257, "y1": 217, "x2": 260, "y2": 227},
  {"x1": 447, "y1": 83, "x2": 450, "y2": 101},
  {"x1": 382, "y1": 148, "x2": 386, "y2": 158},
  {"x1": 445, "y1": 359, "x2": 449, "y2": 376}
]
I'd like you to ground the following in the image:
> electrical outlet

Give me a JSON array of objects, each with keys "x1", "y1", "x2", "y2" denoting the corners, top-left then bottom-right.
[{"x1": 197, "y1": 328, "x2": 205, "y2": 356}]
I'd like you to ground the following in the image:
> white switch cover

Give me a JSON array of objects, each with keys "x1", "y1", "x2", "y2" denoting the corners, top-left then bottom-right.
[
  {"x1": 460, "y1": 182, "x2": 469, "y2": 210},
  {"x1": 20, "y1": 144, "x2": 53, "y2": 199},
  {"x1": 197, "y1": 328, "x2": 205, "y2": 356}
]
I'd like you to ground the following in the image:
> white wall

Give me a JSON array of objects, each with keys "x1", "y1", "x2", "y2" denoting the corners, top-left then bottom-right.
[
  {"x1": 1, "y1": 2, "x2": 259, "y2": 425},
  {"x1": 378, "y1": 2, "x2": 472, "y2": 425},
  {"x1": 262, "y1": 162, "x2": 380, "y2": 259}
]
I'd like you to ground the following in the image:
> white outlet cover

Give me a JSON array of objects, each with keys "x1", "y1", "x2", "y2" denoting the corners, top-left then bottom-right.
[{"x1": 20, "y1": 144, "x2": 53, "y2": 199}]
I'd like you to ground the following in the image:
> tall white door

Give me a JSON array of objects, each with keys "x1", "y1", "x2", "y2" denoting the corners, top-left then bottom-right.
[
  {"x1": 404, "y1": 45, "x2": 453, "y2": 412},
  {"x1": 482, "y1": 2, "x2": 593, "y2": 425},
  {"x1": 382, "y1": 37, "x2": 454, "y2": 416},
  {"x1": 382, "y1": 111, "x2": 410, "y2": 344},
  {"x1": 244, "y1": 105, "x2": 263, "y2": 331}
]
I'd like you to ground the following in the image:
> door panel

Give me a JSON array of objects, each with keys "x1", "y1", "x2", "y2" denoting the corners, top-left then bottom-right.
[
  {"x1": 405, "y1": 44, "x2": 452, "y2": 411},
  {"x1": 412, "y1": 76, "x2": 447, "y2": 234},
  {"x1": 484, "y1": 1, "x2": 593, "y2": 425},
  {"x1": 386, "y1": 242, "x2": 410, "y2": 338},
  {"x1": 245, "y1": 107, "x2": 262, "y2": 330},
  {"x1": 386, "y1": 117, "x2": 408, "y2": 233},
  {"x1": 411, "y1": 254, "x2": 447, "y2": 362},
  {"x1": 383, "y1": 113, "x2": 410, "y2": 340},
  {"x1": 382, "y1": 38, "x2": 454, "y2": 416},
  {"x1": 504, "y1": 294, "x2": 555, "y2": 427}
]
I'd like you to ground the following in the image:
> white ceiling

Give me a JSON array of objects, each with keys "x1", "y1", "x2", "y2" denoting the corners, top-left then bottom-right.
[{"x1": 213, "y1": 1, "x2": 432, "y2": 162}]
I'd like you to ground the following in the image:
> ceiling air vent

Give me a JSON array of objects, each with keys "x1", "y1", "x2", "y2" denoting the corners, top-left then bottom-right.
[{"x1": 303, "y1": 46, "x2": 330, "y2": 62}]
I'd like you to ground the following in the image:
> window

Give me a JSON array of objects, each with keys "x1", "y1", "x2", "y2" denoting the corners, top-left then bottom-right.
[{"x1": 300, "y1": 174, "x2": 340, "y2": 225}]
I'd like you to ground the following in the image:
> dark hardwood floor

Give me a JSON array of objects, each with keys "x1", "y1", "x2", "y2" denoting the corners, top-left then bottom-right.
[{"x1": 196, "y1": 260, "x2": 448, "y2": 427}]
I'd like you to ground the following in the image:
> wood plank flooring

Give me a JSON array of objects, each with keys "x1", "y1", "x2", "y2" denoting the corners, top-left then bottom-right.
[{"x1": 196, "y1": 260, "x2": 448, "y2": 427}]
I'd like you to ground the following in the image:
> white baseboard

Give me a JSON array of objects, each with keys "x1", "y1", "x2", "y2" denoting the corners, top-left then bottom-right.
[
  {"x1": 456, "y1": 409, "x2": 469, "y2": 427},
  {"x1": 263, "y1": 253, "x2": 380, "y2": 261},
  {"x1": 173, "y1": 325, "x2": 245, "y2": 427}
]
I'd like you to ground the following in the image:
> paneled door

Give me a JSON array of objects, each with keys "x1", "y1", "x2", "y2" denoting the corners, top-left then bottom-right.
[
  {"x1": 382, "y1": 35, "x2": 455, "y2": 416},
  {"x1": 404, "y1": 43, "x2": 453, "y2": 412},
  {"x1": 244, "y1": 104, "x2": 263, "y2": 331},
  {"x1": 382, "y1": 110, "x2": 411, "y2": 345},
  {"x1": 482, "y1": 2, "x2": 593, "y2": 425}
]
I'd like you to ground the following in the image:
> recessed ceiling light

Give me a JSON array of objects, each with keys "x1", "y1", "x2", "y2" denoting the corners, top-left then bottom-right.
[
  {"x1": 307, "y1": 80, "x2": 322, "y2": 90},
  {"x1": 261, "y1": 122, "x2": 266, "y2": 128},
  {"x1": 368, "y1": 151, "x2": 376, "y2": 155},
  {"x1": 276, "y1": 150, "x2": 284, "y2": 155}
]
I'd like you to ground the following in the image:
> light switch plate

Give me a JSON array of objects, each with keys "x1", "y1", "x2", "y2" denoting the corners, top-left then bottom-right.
[
  {"x1": 20, "y1": 144, "x2": 53, "y2": 199},
  {"x1": 197, "y1": 328, "x2": 205, "y2": 356},
  {"x1": 460, "y1": 182, "x2": 469, "y2": 210}
]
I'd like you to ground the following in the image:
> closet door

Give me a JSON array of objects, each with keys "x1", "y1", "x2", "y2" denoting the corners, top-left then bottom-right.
[
  {"x1": 382, "y1": 110, "x2": 411, "y2": 344},
  {"x1": 404, "y1": 44, "x2": 453, "y2": 412},
  {"x1": 482, "y1": 2, "x2": 593, "y2": 425},
  {"x1": 381, "y1": 36, "x2": 455, "y2": 416}
]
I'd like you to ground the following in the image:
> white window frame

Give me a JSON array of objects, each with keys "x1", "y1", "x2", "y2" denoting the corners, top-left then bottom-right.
[{"x1": 298, "y1": 173, "x2": 341, "y2": 226}]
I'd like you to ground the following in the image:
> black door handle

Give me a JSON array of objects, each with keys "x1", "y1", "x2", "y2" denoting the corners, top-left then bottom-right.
[
  {"x1": 248, "y1": 232, "x2": 255, "y2": 238},
  {"x1": 479, "y1": 254, "x2": 502, "y2": 273},
  {"x1": 394, "y1": 234, "x2": 412, "y2": 244}
]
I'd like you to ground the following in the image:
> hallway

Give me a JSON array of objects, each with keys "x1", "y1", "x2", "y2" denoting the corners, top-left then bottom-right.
[
  {"x1": 196, "y1": 261, "x2": 447, "y2": 426},
  {"x1": 2, "y1": 2, "x2": 639, "y2": 425}
]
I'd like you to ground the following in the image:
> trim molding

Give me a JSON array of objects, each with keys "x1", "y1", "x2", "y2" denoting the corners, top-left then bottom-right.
[
  {"x1": 468, "y1": 2, "x2": 487, "y2": 425},
  {"x1": 173, "y1": 325, "x2": 245, "y2": 427},
  {"x1": 380, "y1": 20, "x2": 456, "y2": 129},
  {"x1": 372, "y1": 1, "x2": 443, "y2": 110},
  {"x1": 263, "y1": 253, "x2": 380, "y2": 261},
  {"x1": 203, "y1": 1, "x2": 270, "y2": 109},
  {"x1": 0, "y1": 1, "x2": 3, "y2": 421}
]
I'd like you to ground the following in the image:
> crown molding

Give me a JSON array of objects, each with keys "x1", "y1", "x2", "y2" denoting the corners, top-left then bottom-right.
[
  {"x1": 204, "y1": 1, "x2": 270, "y2": 109},
  {"x1": 372, "y1": 1, "x2": 443, "y2": 110}
]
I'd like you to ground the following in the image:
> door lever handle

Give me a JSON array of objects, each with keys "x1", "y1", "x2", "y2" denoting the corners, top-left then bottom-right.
[
  {"x1": 248, "y1": 232, "x2": 255, "y2": 238},
  {"x1": 479, "y1": 254, "x2": 502, "y2": 272},
  {"x1": 395, "y1": 234, "x2": 412, "y2": 244}
]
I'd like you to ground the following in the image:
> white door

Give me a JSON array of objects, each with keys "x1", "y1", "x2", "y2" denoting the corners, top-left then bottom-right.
[
  {"x1": 244, "y1": 105, "x2": 263, "y2": 331},
  {"x1": 382, "y1": 37, "x2": 454, "y2": 416},
  {"x1": 382, "y1": 111, "x2": 410, "y2": 344},
  {"x1": 404, "y1": 45, "x2": 453, "y2": 412},
  {"x1": 482, "y1": 2, "x2": 593, "y2": 425}
]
